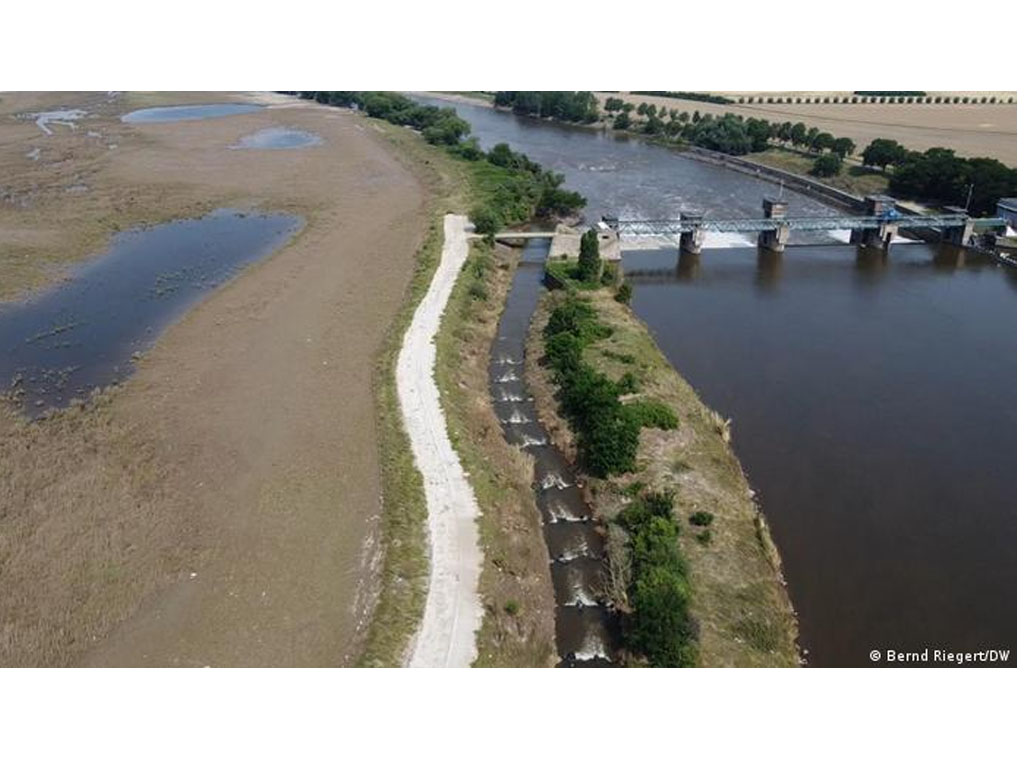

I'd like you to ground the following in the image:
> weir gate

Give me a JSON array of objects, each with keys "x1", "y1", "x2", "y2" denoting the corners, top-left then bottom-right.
[{"x1": 601, "y1": 195, "x2": 1009, "y2": 255}]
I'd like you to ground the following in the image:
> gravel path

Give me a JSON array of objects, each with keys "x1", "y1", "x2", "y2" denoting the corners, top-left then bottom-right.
[{"x1": 399, "y1": 213, "x2": 483, "y2": 667}]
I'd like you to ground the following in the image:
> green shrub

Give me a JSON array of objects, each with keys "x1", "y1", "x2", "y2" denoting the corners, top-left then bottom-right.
[
  {"x1": 600, "y1": 262, "x2": 618, "y2": 286},
  {"x1": 624, "y1": 400, "x2": 679, "y2": 430},
  {"x1": 696, "y1": 529, "x2": 713, "y2": 546},
  {"x1": 688, "y1": 511, "x2": 714, "y2": 527},
  {"x1": 617, "y1": 371, "x2": 639, "y2": 394},
  {"x1": 628, "y1": 565, "x2": 697, "y2": 667},
  {"x1": 544, "y1": 331, "x2": 585, "y2": 374},
  {"x1": 503, "y1": 599, "x2": 520, "y2": 616},
  {"x1": 578, "y1": 230, "x2": 602, "y2": 283},
  {"x1": 614, "y1": 282, "x2": 633, "y2": 304},
  {"x1": 468, "y1": 280, "x2": 488, "y2": 301}
]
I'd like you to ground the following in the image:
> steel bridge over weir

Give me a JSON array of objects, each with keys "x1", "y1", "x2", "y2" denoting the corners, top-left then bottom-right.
[{"x1": 600, "y1": 195, "x2": 1009, "y2": 255}]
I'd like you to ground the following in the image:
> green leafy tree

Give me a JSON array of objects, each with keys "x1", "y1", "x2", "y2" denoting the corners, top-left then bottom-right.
[
  {"x1": 810, "y1": 131, "x2": 835, "y2": 153},
  {"x1": 578, "y1": 229, "x2": 601, "y2": 283},
  {"x1": 862, "y1": 138, "x2": 907, "y2": 172},
  {"x1": 833, "y1": 137, "x2": 856, "y2": 159},
  {"x1": 790, "y1": 122, "x2": 807, "y2": 147},
  {"x1": 613, "y1": 112, "x2": 631, "y2": 130},
  {"x1": 811, "y1": 153, "x2": 842, "y2": 177}
]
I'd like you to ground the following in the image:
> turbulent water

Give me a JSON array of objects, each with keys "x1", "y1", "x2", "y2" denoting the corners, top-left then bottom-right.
[
  {"x1": 489, "y1": 239, "x2": 620, "y2": 666},
  {"x1": 418, "y1": 95, "x2": 1017, "y2": 667}
]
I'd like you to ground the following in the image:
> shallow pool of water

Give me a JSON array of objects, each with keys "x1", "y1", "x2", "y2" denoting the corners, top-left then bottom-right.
[
  {"x1": 121, "y1": 103, "x2": 263, "y2": 124},
  {"x1": 232, "y1": 127, "x2": 323, "y2": 149},
  {"x1": 1, "y1": 209, "x2": 302, "y2": 415}
]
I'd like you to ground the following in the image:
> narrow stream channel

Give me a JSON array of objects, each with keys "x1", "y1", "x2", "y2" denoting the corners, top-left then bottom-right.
[{"x1": 488, "y1": 239, "x2": 621, "y2": 666}]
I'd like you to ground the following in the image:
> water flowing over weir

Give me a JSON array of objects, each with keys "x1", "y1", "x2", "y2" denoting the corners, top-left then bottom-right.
[{"x1": 489, "y1": 239, "x2": 621, "y2": 666}]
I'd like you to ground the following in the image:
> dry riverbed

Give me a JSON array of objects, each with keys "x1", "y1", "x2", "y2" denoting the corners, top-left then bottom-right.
[{"x1": 0, "y1": 92, "x2": 431, "y2": 666}]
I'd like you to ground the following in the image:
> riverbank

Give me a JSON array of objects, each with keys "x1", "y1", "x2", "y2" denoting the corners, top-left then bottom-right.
[
  {"x1": 1, "y1": 94, "x2": 430, "y2": 666},
  {"x1": 434, "y1": 239, "x2": 558, "y2": 666},
  {"x1": 525, "y1": 271, "x2": 800, "y2": 667}
]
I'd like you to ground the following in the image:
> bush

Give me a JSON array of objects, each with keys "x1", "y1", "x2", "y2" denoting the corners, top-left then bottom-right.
[
  {"x1": 624, "y1": 400, "x2": 679, "y2": 430},
  {"x1": 688, "y1": 511, "x2": 714, "y2": 527},
  {"x1": 617, "y1": 371, "x2": 639, "y2": 394},
  {"x1": 811, "y1": 153, "x2": 842, "y2": 178},
  {"x1": 578, "y1": 230, "x2": 601, "y2": 283},
  {"x1": 614, "y1": 282, "x2": 633, "y2": 305},
  {"x1": 696, "y1": 529, "x2": 713, "y2": 546},
  {"x1": 471, "y1": 205, "x2": 500, "y2": 241}
]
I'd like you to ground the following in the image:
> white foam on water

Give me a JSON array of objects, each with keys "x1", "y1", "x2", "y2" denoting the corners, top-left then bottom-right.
[
  {"x1": 704, "y1": 231, "x2": 755, "y2": 249},
  {"x1": 547, "y1": 499, "x2": 588, "y2": 524},
  {"x1": 496, "y1": 354, "x2": 520, "y2": 364},
  {"x1": 541, "y1": 473, "x2": 571, "y2": 490},
  {"x1": 573, "y1": 632, "x2": 611, "y2": 661},
  {"x1": 496, "y1": 370, "x2": 518, "y2": 383},
  {"x1": 504, "y1": 408, "x2": 530, "y2": 424},
  {"x1": 519, "y1": 435, "x2": 547, "y2": 448},
  {"x1": 563, "y1": 569, "x2": 600, "y2": 607},
  {"x1": 497, "y1": 389, "x2": 524, "y2": 402},
  {"x1": 827, "y1": 229, "x2": 852, "y2": 243},
  {"x1": 554, "y1": 541, "x2": 592, "y2": 563}
]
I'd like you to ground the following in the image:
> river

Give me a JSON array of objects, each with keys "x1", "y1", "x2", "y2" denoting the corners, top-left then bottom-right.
[{"x1": 415, "y1": 95, "x2": 1017, "y2": 667}]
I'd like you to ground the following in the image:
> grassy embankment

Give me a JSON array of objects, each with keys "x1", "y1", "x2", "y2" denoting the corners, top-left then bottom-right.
[
  {"x1": 435, "y1": 241, "x2": 558, "y2": 666},
  {"x1": 527, "y1": 262, "x2": 801, "y2": 667},
  {"x1": 747, "y1": 147, "x2": 890, "y2": 197}
]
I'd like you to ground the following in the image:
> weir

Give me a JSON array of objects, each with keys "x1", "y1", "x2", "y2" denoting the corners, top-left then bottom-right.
[{"x1": 599, "y1": 195, "x2": 1008, "y2": 257}]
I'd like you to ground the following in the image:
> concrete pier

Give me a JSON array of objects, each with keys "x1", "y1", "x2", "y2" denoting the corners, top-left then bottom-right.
[
  {"x1": 939, "y1": 206, "x2": 974, "y2": 247},
  {"x1": 854, "y1": 195, "x2": 900, "y2": 251},
  {"x1": 679, "y1": 208, "x2": 705, "y2": 255},
  {"x1": 757, "y1": 197, "x2": 790, "y2": 252}
]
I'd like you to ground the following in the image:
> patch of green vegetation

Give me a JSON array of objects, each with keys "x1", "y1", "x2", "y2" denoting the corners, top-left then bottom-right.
[{"x1": 616, "y1": 490, "x2": 697, "y2": 667}]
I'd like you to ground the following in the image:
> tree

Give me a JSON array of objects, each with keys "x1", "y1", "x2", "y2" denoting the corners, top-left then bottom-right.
[
  {"x1": 613, "y1": 112, "x2": 631, "y2": 130},
  {"x1": 811, "y1": 153, "x2": 842, "y2": 177},
  {"x1": 810, "y1": 131, "x2": 835, "y2": 153},
  {"x1": 833, "y1": 137, "x2": 856, "y2": 159},
  {"x1": 471, "y1": 205, "x2": 500, "y2": 242},
  {"x1": 578, "y1": 229, "x2": 602, "y2": 283},
  {"x1": 790, "y1": 122, "x2": 807, "y2": 147},
  {"x1": 862, "y1": 138, "x2": 907, "y2": 172}
]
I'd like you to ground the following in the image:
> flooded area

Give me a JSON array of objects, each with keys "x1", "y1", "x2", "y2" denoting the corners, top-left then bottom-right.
[
  {"x1": 232, "y1": 127, "x2": 323, "y2": 149},
  {"x1": 0, "y1": 210, "x2": 301, "y2": 415},
  {"x1": 419, "y1": 95, "x2": 1017, "y2": 666},
  {"x1": 121, "y1": 103, "x2": 263, "y2": 123},
  {"x1": 490, "y1": 239, "x2": 621, "y2": 666}
]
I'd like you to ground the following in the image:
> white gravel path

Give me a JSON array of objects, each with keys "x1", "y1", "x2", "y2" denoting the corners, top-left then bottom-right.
[{"x1": 399, "y1": 213, "x2": 483, "y2": 667}]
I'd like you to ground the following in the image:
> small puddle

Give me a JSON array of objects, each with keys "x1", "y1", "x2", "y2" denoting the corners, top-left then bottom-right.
[
  {"x1": 489, "y1": 238, "x2": 622, "y2": 667},
  {"x1": 231, "y1": 127, "x2": 323, "y2": 150},
  {"x1": 121, "y1": 103, "x2": 263, "y2": 124},
  {"x1": 1, "y1": 209, "x2": 301, "y2": 416}
]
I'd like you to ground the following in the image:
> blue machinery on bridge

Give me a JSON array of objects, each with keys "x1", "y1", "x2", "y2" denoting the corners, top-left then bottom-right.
[{"x1": 601, "y1": 195, "x2": 1009, "y2": 255}]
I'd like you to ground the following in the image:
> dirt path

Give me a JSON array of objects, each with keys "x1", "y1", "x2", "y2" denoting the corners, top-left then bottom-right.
[
  {"x1": 398, "y1": 214, "x2": 483, "y2": 667},
  {"x1": 1, "y1": 93, "x2": 429, "y2": 666}
]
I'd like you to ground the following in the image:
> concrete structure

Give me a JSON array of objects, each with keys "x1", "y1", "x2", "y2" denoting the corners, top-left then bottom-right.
[
  {"x1": 678, "y1": 208, "x2": 706, "y2": 255},
  {"x1": 995, "y1": 198, "x2": 1016, "y2": 230},
  {"x1": 939, "y1": 206, "x2": 975, "y2": 247},
  {"x1": 851, "y1": 195, "x2": 901, "y2": 250},
  {"x1": 757, "y1": 197, "x2": 790, "y2": 252}
]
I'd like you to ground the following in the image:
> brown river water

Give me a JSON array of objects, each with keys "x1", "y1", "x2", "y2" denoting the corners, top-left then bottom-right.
[{"x1": 417, "y1": 96, "x2": 1016, "y2": 667}]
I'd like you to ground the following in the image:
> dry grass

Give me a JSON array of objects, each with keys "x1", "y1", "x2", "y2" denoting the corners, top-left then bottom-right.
[
  {"x1": 435, "y1": 241, "x2": 557, "y2": 667},
  {"x1": 0, "y1": 393, "x2": 202, "y2": 666},
  {"x1": 747, "y1": 148, "x2": 891, "y2": 198},
  {"x1": 525, "y1": 286, "x2": 800, "y2": 667}
]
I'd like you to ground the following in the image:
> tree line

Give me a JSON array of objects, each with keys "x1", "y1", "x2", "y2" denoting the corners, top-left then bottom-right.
[
  {"x1": 295, "y1": 92, "x2": 587, "y2": 233},
  {"x1": 860, "y1": 139, "x2": 1016, "y2": 216},
  {"x1": 493, "y1": 91, "x2": 600, "y2": 124},
  {"x1": 604, "y1": 98, "x2": 858, "y2": 163}
]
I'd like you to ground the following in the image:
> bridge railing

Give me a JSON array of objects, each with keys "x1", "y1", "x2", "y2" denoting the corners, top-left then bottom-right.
[{"x1": 609, "y1": 214, "x2": 1006, "y2": 236}]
